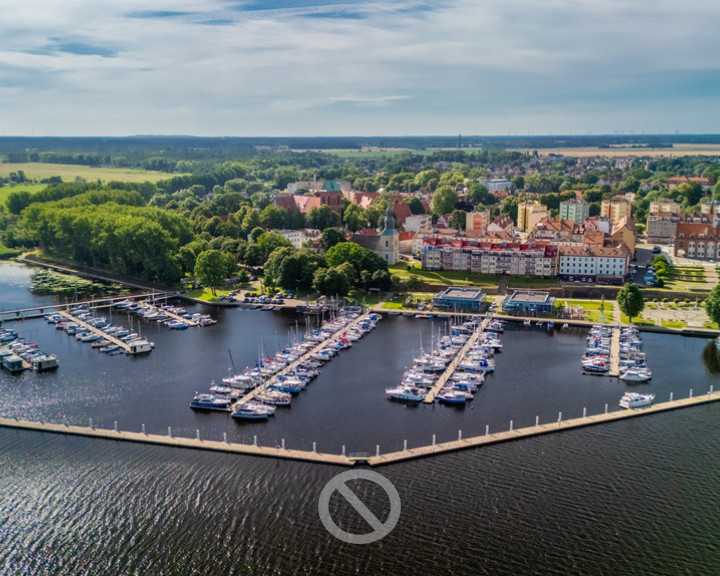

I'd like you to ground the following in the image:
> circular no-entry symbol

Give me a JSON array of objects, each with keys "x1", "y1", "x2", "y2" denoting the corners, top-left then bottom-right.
[{"x1": 318, "y1": 470, "x2": 401, "y2": 544}]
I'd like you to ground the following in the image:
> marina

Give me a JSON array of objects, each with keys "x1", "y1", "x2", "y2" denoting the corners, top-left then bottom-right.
[{"x1": 56, "y1": 311, "x2": 137, "y2": 355}]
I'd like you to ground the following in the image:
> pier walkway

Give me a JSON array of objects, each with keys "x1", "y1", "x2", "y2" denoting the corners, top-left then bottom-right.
[
  {"x1": 239, "y1": 312, "x2": 375, "y2": 404},
  {"x1": 57, "y1": 311, "x2": 133, "y2": 354},
  {"x1": 423, "y1": 317, "x2": 490, "y2": 404},
  {"x1": 608, "y1": 326, "x2": 621, "y2": 377},
  {"x1": 1, "y1": 388, "x2": 718, "y2": 466}
]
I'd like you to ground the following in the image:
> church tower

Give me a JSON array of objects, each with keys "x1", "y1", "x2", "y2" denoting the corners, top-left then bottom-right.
[{"x1": 378, "y1": 204, "x2": 399, "y2": 265}]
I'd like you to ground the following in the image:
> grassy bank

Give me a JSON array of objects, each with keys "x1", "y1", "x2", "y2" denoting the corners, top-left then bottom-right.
[{"x1": 0, "y1": 162, "x2": 182, "y2": 184}]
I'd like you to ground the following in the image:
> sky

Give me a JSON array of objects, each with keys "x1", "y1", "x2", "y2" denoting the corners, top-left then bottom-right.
[{"x1": 1, "y1": 0, "x2": 720, "y2": 137}]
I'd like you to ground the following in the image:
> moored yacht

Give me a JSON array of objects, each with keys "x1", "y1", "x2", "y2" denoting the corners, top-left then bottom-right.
[{"x1": 619, "y1": 392, "x2": 655, "y2": 409}]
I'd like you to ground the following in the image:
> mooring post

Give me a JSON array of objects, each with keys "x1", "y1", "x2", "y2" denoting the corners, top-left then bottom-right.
[
  {"x1": 403, "y1": 439, "x2": 407, "y2": 451},
  {"x1": 312, "y1": 441, "x2": 317, "y2": 453},
  {"x1": 342, "y1": 445, "x2": 346, "y2": 457},
  {"x1": 583, "y1": 407, "x2": 587, "y2": 418},
  {"x1": 458, "y1": 429, "x2": 462, "y2": 441},
  {"x1": 281, "y1": 438, "x2": 286, "y2": 450},
  {"x1": 114, "y1": 420, "x2": 118, "y2": 432},
  {"x1": 535, "y1": 415, "x2": 539, "y2": 426},
  {"x1": 196, "y1": 429, "x2": 200, "y2": 441},
  {"x1": 223, "y1": 432, "x2": 227, "y2": 443},
  {"x1": 142, "y1": 423, "x2": 146, "y2": 434},
  {"x1": 376, "y1": 445, "x2": 381, "y2": 457},
  {"x1": 605, "y1": 403, "x2": 608, "y2": 414},
  {"x1": 509, "y1": 420, "x2": 513, "y2": 431},
  {"x1": 486, "y1": 424, "x2": 489, "y2": 435},
  {"x1": 432, "y1": 434, "x2": 436, "y2": 446},
  {"x1": 89, "y1": 418, "x2": 93, "y2": 429},
  {"x1": 689, "y1": 388, "x2": 693, "y2": 398},
  {"x1": 168, "y1": 426, "x2": 172, "y2": 438},
  {"x1": 710, "y1": 385, "x2": 714, "y2": 395},
  {"x1": 670, "y1": 392, "x2": 674, "y2": 402},
  {"x1": 558, "y1": 412, "x2": 562, "y2": 424},
  {"x1": 253, "y1": 435, "x2": 257, "y2": 447}
]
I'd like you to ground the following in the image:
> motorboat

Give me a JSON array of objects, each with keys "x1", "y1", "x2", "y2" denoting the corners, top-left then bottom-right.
[
  {"x1": 189, "y1": 393, "x2": 232, "y2": 411},
  {"x1": 256, "y1": 390, "x2": 292, "y2": 406},
  {"x1": 30, "y1": 354, "x2": 59, "y2": 372},
  {"x1": 619, "y1": 392, "x2": 655, "y2": 409},
  {"x1": 231, "y1": 403, "x2": 270, "y2": 420},
  {"x1": 437, "y1": 389, "x2": 469, "y2": 404},
  {"x1": 125, "y1": 339, "x2": 153, "y2": 355},
  {"x1": 385, "y1": 385, "x2": 425, "y2": 402},
  {"x1": 619, "y1": 367, "x2": 652, "y2": 382}
]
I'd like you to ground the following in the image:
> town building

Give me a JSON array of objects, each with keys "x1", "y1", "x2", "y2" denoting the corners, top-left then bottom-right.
[
  {"x1": 649, "y1": 199, "x2": 680, "y2": 214},
  {"x1": 610, "y1": 216, "x2": 637, "y2": 255},
  {"x1": 478, "y1": 178, "x2": 512, "y2": 192},
  {"x1": 559, "y1": 199, "x2": 591, "y2": 224},
  {"x1": 558, "y1": 244, "x2": 630, "y2": 284},
  {"x1": 404, "y1": 214, "x2": 432, "y2": 233},
  {"x1": 646, "y1": 212, "x2": 680, "y2": 243},
  {"x1": 502, "y1": 291, "x2": 556, "y2": 314},
  {"x1": 432, "y1": 287, "x2": 485, "y2": 311},
  {"x1": 666, "y1": 176, "x2": 712, "y2": 189},
  {"x1": 600, "y1": 195, "x2": 632, "y2": 224},
  {"x1": 487, "y1": 214, "x2": 514, "y2": 235},
  {"x1": 270, "y1": 229, "x2": 322, "y2": 249},
  {"x1": 466, "y1": 210, "x2": 490, "y2": 234},
  {"x1": 378, "y1": 205, "x2": 400, "y2": 264},
  {"x1": 421, "y1": 238, "x2": 557, "y2": 276},
  {"x1": 517, "y1": 201, "x2": 549, "y2": 231},
  {"x1": 674, "y1": 221, "x2": 720, "y2": 259},
  {"x1": 274, "y1": 189, "x2": 343, "y2": 215},
  {"x1": 532, "y1": 218, "x2": 584, "y2": 243}
]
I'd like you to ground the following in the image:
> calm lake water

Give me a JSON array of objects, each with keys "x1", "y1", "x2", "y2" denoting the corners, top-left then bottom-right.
[{"x1": 2, "y1": 261, "x2": 720, "y2": 575}]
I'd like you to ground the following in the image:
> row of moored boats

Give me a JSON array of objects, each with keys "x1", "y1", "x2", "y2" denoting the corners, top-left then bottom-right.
[
  {"x1": 46, "y1": 307, "x2": 154, "y2": 355},
  {"x1": 0, "y1": 328, "x2": 59, "y2": 373},
  {"x1": 113, "y1": 299, "x2": 216, "y2": 329},
  {"x1": 385, "y1": 318, "x2": 504, "y2": 405},
  {"x1": 190, "y1": 311, "x2": 382, "y2": 420},
  {"x1": 583, "y1": 325, "x2": 652, "y2": 382}
]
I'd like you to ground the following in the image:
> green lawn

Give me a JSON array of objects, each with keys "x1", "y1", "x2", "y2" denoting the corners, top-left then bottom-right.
[
  {"x1": 390, "y1": 262, "x2": 499, "y2": 288},
  {"x1": 557, "y1": 299, "x2": 614, "y2": 322},
  {"x1": 621, "y1": 312, "x2": 655, "y2": 325},
  {"x1": 508, "y1": 276, "x2": 561, "y2": 288},
  {"x1": 0, "y1": 241, "x2": 20, "y2": 259},
  {"x1": 381, "y1": 302, "x2": 405, "y2": 310},
  {"x1": 186, "y1": 288, "x2": 230, "y2": 302},
  {"x1": 661, "y1": 320, "x2": 687, "y2": 329},
  {"x1": 658, "y1": 265, "x2": 710, "y2": 291},
  {"x1": 704, "y1": 321, "x2": 719, "y2": 330}
]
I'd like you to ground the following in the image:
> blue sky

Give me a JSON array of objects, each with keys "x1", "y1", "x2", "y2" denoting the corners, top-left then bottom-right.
[{"x1": 1, "y1": 0, "x2": 719, "y2": 136}]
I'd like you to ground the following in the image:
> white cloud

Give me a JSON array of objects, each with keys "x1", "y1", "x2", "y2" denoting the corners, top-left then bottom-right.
[{"x1": 0, "y1": 0, "x2": 719, "y2": 135}]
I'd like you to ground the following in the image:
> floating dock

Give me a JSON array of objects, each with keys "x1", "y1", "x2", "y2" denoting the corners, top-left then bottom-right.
[
  {"x1": 423, "y1": 317, "x2": 490, "y2": 403},
  {"x1": 608, "y1": 326, "x2": 621, "y2": 377},
  {"x1": 57, "y1": 311, "x2": 134, "y2": 354},
  {"x1": 0, "y1": 389, "x2": 718, "y2": 466}
]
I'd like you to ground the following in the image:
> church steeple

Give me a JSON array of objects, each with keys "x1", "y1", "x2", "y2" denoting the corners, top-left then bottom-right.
[{"x1": 383, "y1": 203, "x2": 395, "y2": 232}]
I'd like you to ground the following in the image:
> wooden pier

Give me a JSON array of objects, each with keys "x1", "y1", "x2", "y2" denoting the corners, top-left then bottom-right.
[
  {"x1": 239, "y1": 312, "x2": 376, "y2": 404},
  {"x1": 57, "y1": 311, "x2": 134, "y2": 354},
  {"x1": 1, "y1": 388, "x2": 718, "y2": 466},
  {"x1": 423, "y1": 317, "x2": 490, "y2": 403},
  {"x1": 140, "y1": 303, "x2": 198, "y2": 327}
]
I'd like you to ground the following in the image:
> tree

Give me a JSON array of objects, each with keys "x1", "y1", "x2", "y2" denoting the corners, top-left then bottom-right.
[
  {"x1": 343, "y1": 203, "x2": 368, "y2": 232},
  {"x1": 431, "y1": 185, "x2": 458, "y2": 216},
  {"x1": 194, "y1": 250, "x2": 227, "y2": 295},
  {"x1": 466, "y1": 183, "x2": 492, "y2": 206},
  {"x1": 617, "y1": 282, "x2": 645, "y2": 322},
  {"x1": 405, "y1": 196, "x2": 425, "y2": 215},
  {"x1": 307, "y1": 205, "x2": 339, "y2": 230},
  {"x1": 260, "y1": 205, "x2": 287, "y2": 229},
  {"x1": 7, "y1": 190, "x2": 33, "y2": 215},
  {"x1": 449, "y1": 209, "x2": 467, "y2": 231},
  {"x1": 313, "y1": 266, "x2": 351, "y2": 297},
  {"x1": 256, "y1": 232, "x2": 293, "y2": 258},
  {"x1": 319, "y1": 228, "x2": 345, "y2": 252},
  {"x1": 705, "y1": 284, "x2": 720, "y2": 326}
]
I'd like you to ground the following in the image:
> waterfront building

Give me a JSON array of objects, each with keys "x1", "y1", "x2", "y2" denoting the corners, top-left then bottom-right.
[
  {"x1": 558, "y1": 244, "x2": 630, "y2": 284},
  {"x1": 502, "y1": 291, "x2": 556, "y2": 314},
  {"x1": 559, "y1": 199, "x2": 590, "y2": 225},
  {"x1": 432, "y1": 287, "x2": 485, "y2": 311},
  {"x1": 421, "y1": 238, "x2": 557, "y2": 277}
]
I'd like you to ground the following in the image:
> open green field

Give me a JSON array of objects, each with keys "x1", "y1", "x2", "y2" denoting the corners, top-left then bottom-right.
[
  {"x1": 0, "y1": 162, "x2": 179, "y2": 184},
  {"x1": 510, "y1": 144, "x2": 720, "y2": 158},
  {"x1": 508, "y1": 276, "x2": 561, "y2": 289},
  {"x1": 186, "y1": 288, "x2": 231, "y2": 302},
  {"x1": 0, "y1": 183, "x2": 46, "y2": 206},
  {"x1": 621, "y1": 312, "x2": 655, "y2": 325},
  {"x1": 307, "y1": 149, "x2": 434, "y2": 159},
  {"x1": 390, "y1": 262, "x2": 499, "y2": 289}
]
